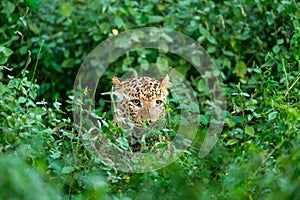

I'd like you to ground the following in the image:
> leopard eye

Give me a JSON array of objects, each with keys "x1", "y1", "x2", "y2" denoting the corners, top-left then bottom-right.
[
  {"x1": 131, "y1": 99, "x2": 141, "y2": 106},
  {"x1": 155, "y1": 100, "x2": 163, "y2": 106}
]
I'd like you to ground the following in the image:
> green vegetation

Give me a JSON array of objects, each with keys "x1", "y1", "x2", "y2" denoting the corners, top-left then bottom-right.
[{"x1": 1, "y1": 0, "x2": 299, "y2": 199}]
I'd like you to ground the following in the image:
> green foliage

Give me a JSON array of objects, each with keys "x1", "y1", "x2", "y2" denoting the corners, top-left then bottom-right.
[
  {"x1": 0, "y1": 154, "x2": 60, "y2": 200},
  {"x1": 0, "y1": 0, "x2": 300, "y2": 199}
]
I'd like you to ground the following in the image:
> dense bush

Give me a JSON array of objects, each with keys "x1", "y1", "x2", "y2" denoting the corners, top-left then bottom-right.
[{"x1": 0, "y1": 0, "x2": 299, "y2": 199}]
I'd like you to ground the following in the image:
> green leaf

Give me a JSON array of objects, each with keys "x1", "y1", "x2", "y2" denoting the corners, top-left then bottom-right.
[
  {"x1": 277, "y1": 39, "x2": 284, "y2": 45},
  {"x1": 207, "y1": 46, "x2": 216, "y2": 53},
  {"x1": 236, "y1": 29, "x2": 251, "y2": 40},
  {"x1": 223, "y1": 50, "x2": 235, "y2": 57},
  {"x1": 268, "y1": 111, "x2": 278, "y2": 121},
  {"x1": 29, "y1": 23, "x2": 41, "y2": 34},
  {"x1": 235, "y1": 60, "x2": 247, "y2": 78},
  {"x1": 174, "y1": 65, "x2": 190, "y2": 77},
  {"x1": 53, "y1": 101, "x2": 61, "y2": 110},
  {"x1": 51, "y1": 61, "x2": 63, "y2": 73},
  {"x1": 296, "y1": 10, "x2": 300, "y2": 19},
  {"x1": 114, "y1": 16, "x2": 124, "y2": 28},
  {"x1": 3, "y1": 1, "x2": 15, "y2": 14},
  {"x1": 226, "y1": 138, "x2": 239, "y2": 146},
  {"x1": 232, "y1": 116, "x2": 246, "y2": 124},
  {"x1": 266, "y1": 12, "x2": 274, "y2": 25},
  {"x1": 61, "y1": 58, "x2": 75, "y2": 68},
  {"x1": 199, "y1": 26, "x2": 209, "y2": 37},
  {"x1": 199, "y1": 115, "x2": 209, "y2": 125},
  {"x1": 61, "y1": 166, "x2": 74, "y2": 174},
  {"x1": 197, "y1": 79, "x2": 209, "y2": 94},
  {"x1": 25, "y1": 0, "x2": 40, "y2": 10},
  {"x1": 0, "y1": 82, "x2": 4, "y2": 95},
  {"x1": 163, "y1": 34, "x2": 174, "y2": 43},
  {"x1": 157, "y1": 143, "x2": 168, "y2": 148},
  {"x1": 191, "y1": 55, "x2": 201, "y2": 67},
  {"x1": 60, "y1": 3, "x2": 73, "y2": 17},
  {"x1": 256, "y1": 0, "x2": 263, "y2": 13},
  {"x1": 0, "y1": 46, "x2": 14, "y2": 65},
  {"x1": 207, "y1": 36, "x2": 217, "y2": 44},
  {"x1": 241, "y1": 92, "x2": 250, "y2": 97},
  {"x1": 50, "y1": 151, "x2": 61, "y2": 159},
  {"x1": 156, "y1": 56, "x2": 168, "y2": 67},
  {"x1": 245, "y1": 126, "x2": 256, "y2": 137},
  {"x1": 148, "y1": 16, "x2": 164, "y2": 23},
  {"x1": 101, "y1": 119, "x2": 109, "y2": 128},
  {"x1": 272, "y1": 45, "x2": 280, "y2": 53},
  {"x1": 18, "y1": 96, "x2": 27, "y2": 104},
  {"x1": 158, "y1": 41, "x2": 169, "y2": 52},
  {"x1": 115, "y1": 37, "x2": 131, "y2": 49}
]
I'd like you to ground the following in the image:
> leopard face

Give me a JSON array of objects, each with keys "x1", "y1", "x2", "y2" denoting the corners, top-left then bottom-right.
[{"x1": 112, "y1": 75, "x2": 170, "y2": 131}]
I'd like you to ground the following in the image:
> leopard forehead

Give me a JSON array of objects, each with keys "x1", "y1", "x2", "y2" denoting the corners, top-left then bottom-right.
[{"x1": 115, "y1": 76, "x2": 167, "y2": 100}]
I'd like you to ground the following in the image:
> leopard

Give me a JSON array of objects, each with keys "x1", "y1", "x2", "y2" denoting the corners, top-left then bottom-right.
[{"x1": 112, "y1": 75, "x2": 170, "y2": 134}]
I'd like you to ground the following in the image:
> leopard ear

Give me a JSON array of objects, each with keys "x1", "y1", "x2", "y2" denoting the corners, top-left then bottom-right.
[
  {"x1": 160, "y1": 74, "x2": 171, "y2": 89},
  {"x1": 112, "y1": 77, "x2": 122, "y2": 86}
]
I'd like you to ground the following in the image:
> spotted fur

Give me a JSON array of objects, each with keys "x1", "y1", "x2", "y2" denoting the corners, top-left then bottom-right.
[{"x1": 112, "y1": 75, "x2": 170, "y2": 131}]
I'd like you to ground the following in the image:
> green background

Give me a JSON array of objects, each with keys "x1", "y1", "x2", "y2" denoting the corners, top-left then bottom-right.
[{"x1": 0, "y1": 0, "x2": 299, "y2": 199}]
